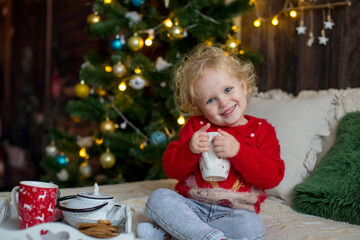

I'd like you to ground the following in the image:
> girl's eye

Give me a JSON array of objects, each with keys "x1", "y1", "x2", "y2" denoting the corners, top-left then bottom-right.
[
  {"x1": 224, "y1": 87, "x2": 233, "y2": 93},
  {"x1": 206, "y1": 98, "x2": 215, "y2": 104}
]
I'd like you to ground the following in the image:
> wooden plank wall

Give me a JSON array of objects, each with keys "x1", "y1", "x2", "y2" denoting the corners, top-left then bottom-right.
[
  {"x1": 1, "y1": 0, "x2": 46, "y2": 138},
  {"x1": 1, "y1": 0, "x2": 94, "y2": 134},
  {"x1": 241, "y1": 0, "x2": 360, "y2": 94},
  {"x1": 0, "y1": 0, "x2": 96, "y2": 188},
  {"x1": 52, "y1": 0, "x2": 96, "y2": 77}
]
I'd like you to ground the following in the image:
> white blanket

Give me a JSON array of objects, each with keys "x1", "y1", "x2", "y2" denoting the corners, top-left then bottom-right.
[{"x1": 2, "y1": 179, "x2": 357, "y2": 239}]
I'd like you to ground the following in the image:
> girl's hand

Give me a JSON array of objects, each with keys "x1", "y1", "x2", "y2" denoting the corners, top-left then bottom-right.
[
  {"x1": 213, "y1": 129, "x2": 240, "y2": 158},
  {"x1": 189, "y1": 123, "x2": 211, "y2": 154}
]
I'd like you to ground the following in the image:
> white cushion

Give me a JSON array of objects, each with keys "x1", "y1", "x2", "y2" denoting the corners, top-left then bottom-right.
[
  {"x1": 245, "y1": 90, "x2": 336, "y2": 204},
  {"x1": 298, "y1": 88, "x2": 360, "y2": 162}
]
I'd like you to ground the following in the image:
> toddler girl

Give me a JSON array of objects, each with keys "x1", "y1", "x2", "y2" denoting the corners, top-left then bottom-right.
[{"x1": 137, "y1": 44, "x2": 285, "y2": 240}]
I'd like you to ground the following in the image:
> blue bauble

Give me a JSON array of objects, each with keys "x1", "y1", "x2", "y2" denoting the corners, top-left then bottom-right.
[
  {"x1": 131, "y1": 0, "x2": 145, "y2": 7},
  {"x1": 150, "y1": 131, "x2": 167, "y2": 145},
  {"x1": 110, "y1": 38, "x2": 122, "y2": 51},
  {"x1": 55, "y1": 154, "x2": 69, "y2": 167}
]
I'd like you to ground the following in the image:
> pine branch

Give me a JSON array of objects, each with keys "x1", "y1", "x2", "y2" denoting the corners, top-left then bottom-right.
[{"x1": 67, "y1": 96, "x2": 105, "y2": 121}]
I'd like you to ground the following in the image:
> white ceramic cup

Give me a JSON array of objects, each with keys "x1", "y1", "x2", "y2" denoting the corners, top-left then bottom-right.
[{"x1": 199, "y1": 132, "x2": 231, "y2": 181}]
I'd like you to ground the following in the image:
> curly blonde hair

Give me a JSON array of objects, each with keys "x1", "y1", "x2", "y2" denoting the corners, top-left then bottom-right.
[{"x1": 173, "y1": 44, "x2": 257, "y2": 116}]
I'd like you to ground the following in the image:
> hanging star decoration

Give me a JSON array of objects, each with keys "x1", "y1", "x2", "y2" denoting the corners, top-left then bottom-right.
[
  {"x1": 306, "y1": 32, "x2": 314, "y2": 47},
  {"x1": 296, "y1": 25, "x2": 307, "y2": 35},
  {"x1": 324, "y1": 21, "x2": 335, "y2": 30},
  {"x1": 324, "y1": 14, "x2": 335, "y2": 30},
  {"x1": 296, "y1": 20, "x2": 307, "y2": 35},
  {"x1": 318, "y1": 30, "x2": 329, "y2": 45},
  {"x1": 251, "y1": 0, "x2": 350, "y2": 47}
]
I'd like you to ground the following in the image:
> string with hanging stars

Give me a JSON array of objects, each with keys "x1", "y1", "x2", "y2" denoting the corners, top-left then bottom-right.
[
  {"x1": 306, "y1": 10, "x2": 315, "y2": 47},
  {"x1": 318, "y1": 9, "x2": 329, "y2": 46},
  {"x1": 252, "y1": 0, "x2": 351, "y2": 47}
]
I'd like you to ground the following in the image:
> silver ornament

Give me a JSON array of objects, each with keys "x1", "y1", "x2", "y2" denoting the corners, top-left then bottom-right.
[
  {"x1": 46, "y1": 142, "x2": 58, "y2": 157},
  {"x1": 129, "y1": 74, "x2": 147, "y2": 90}
]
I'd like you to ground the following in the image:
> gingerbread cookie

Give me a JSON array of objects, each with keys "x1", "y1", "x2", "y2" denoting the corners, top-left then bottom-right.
[{"x1": 76, "y1": 219, "x2": 121, "y2": 238}]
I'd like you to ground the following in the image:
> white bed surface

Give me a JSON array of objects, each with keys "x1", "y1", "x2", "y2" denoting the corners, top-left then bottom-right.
[{"x1": 2, "y1": 179, "x2": 360, "y2": 239}]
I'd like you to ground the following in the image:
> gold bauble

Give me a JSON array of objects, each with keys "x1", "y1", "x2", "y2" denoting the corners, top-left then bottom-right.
[
  {"x1": 112, "y1": 62, "x2": 127, "y2": 77},
  {"x1": 224, "y1": 38, "x2": 239, "y2": 54},
  {"x1": 100, "y1": 149, "x2": 116, "y2": 168},
  {"x1": 168, "y1": 26, "x2": 184, "y2": 40},
  {"x1": 127, "y1": 34, "x2": 144, "y2": 51},
  {"x1": 87, "y1": 12, "x2": 101, "y2": 25},
  {"x1": 100, "y1": 119, "x2": 115, "y2": 133},
  {"x1": 75, "y1": 82, "x2": 90, "y2": 99}
]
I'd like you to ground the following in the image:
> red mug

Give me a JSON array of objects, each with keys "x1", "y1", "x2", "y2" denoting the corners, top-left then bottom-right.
[{"x1": 11, "y1": 181, "x2": 59, "y2": 229}]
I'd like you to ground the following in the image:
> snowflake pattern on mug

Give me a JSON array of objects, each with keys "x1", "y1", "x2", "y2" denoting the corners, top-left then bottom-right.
[{"x1": 16, "y1": 182, "x2": 58, "y2": 229}]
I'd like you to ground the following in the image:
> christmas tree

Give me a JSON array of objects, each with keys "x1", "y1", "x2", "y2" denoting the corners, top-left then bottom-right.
[{"x1": 40, "y1": 0, "x2": 260, "y2": 188}]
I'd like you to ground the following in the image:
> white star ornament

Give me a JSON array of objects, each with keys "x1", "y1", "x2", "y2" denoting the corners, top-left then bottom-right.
[{"x1": 296, "y1": 25, "x2": 307, "y2": 35}]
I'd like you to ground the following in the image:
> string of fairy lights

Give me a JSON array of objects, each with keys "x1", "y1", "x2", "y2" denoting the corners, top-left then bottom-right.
[{"x1": 251, "y1": 0, "x2": 351, "y2": 46}]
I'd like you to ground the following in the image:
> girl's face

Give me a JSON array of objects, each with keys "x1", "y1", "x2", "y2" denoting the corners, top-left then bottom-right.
[{"x1": 194, "y1": 68, "x2": 248, "y2": 127}]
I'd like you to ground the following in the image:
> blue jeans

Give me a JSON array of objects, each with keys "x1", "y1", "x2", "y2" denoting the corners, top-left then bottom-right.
[{"x1": 145, "y1": 188, "x2": 265, "y2": 240}]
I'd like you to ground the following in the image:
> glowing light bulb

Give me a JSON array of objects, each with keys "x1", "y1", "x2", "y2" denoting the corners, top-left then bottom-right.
[
  {"x1": 105, "y1": 65, "x2": 112, "y2": 72},
  {"x1": 290, "y1": 10, "x2": 297, "y2": 18},
  {"x1": 228, "y1": 41, "x2": 237, "y2": 49},
  {"x1": 119, "y1": 82, "x2": 126, "y2": 91},
  {"x1": 253, "y1": 19, "x2": 261, "y2": 27},
  {"x1": 134, "y1": 67, "x2": 142, "y2": 74},
  {"x1": 95, "y1": 138, "x2": 103, "y2": 145},
  {"x1": 231, "y1": 25, "x2": 238, "y2": 32},
  {"x1": 79, "y1": 148, "x2": 87, "y2": 158},
  {"x1": 164, "y1": 18, "x2": 173, "y2": 28},
  {"x1": 204, "y1": 40, "x2": 213, "y2": 46},
  {"x1": 140, "y1": 141, "x2": 147, "y2": 149},
  {"x1": 272, "y1": 17, "x2": 279, "y2": 26},
  {"x1": 239, "y1": 50, "x2": 245, "y2": 55},
  {"x1": 104, "y1": 0, "x2": 112, "y2": 4},
  {"x1": 145, "y1": 37, "x2": 153, "y2": 46},
  {"x1": 97, "y1": 88, "x2": 106, "y2": 96},
  {"x1": 177, "y1": 115, "x2": 185, "y2": 125},
  {"x1": 92, "y1": 14, "x2": 100, "y2": 24}
]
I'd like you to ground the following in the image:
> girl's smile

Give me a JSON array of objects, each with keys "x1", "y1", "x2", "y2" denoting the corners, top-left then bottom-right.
[
  {"x1": 194, "y1": 68, "x2": 248, "y2": 127},
  {"x1": 221, "y1": 104, "x2": 237, "y2": 116}
]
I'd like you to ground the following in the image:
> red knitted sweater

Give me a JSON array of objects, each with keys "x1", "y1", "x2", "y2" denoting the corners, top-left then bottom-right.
[{"x1": 163, "y1": 115, "x2": 284, "y2": 213}]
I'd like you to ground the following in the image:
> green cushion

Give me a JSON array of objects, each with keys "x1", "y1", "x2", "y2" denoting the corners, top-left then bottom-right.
[{"x1": 292, "y1": 111, "x2": 360, "y2": 225}]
